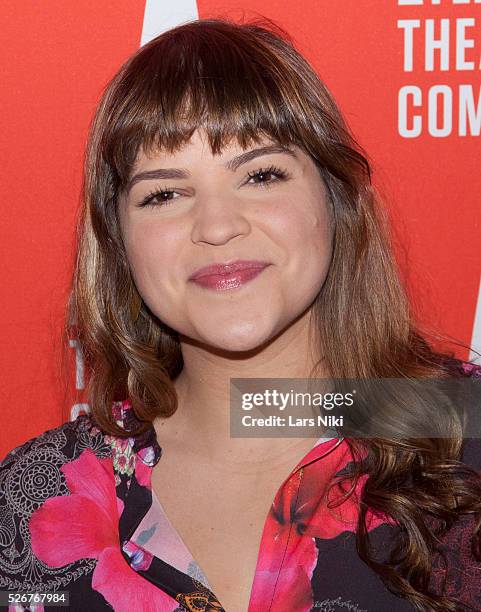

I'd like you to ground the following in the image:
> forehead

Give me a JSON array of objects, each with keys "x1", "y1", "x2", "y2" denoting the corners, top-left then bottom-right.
[{"x1": 132, "y1": 128, "x2": 292, "y2": 170}]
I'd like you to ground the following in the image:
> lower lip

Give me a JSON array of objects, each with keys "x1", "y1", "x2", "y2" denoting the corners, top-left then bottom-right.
[{"x1": 190, "y1": 266, "x2": 269, "y2": 291}]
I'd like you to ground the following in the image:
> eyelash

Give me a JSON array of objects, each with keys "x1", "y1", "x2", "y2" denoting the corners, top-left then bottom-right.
[{"x1": 137, "y1": 165, "x2": 289, "y2": 208}]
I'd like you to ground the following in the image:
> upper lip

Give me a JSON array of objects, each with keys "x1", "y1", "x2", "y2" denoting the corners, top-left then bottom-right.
[{"x1": 189, "y1": 260, "x2": 270, "y2": 280}]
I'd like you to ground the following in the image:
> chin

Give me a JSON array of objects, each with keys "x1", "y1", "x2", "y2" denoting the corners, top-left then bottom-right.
[{"x1": 195, "y1": 319, "x2": 279, "y2": 354}]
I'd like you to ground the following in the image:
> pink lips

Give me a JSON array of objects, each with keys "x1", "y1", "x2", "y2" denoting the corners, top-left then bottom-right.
[{"x1": 189, "y1": 260, "x2": 270, "y2": 291}]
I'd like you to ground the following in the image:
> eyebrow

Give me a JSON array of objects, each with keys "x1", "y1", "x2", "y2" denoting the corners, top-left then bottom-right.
[{"x1": 125, "y1": 144, "x2": 297, "y2": 195}]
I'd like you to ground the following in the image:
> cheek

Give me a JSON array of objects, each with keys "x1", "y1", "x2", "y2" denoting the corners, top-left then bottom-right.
[
  {"x1": 122, "y1": 218, "x2": 182, "y2": 295},
  {"x1": 260, "y1": 193, "x2": 333, "y2": 311},
  {"x1": 261, "y1": 194, "x2": 333, "y2": 263}
]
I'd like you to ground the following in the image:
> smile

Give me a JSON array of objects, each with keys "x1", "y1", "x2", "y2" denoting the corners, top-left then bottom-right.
[{"x1": 189, "y1": 265, "x2": 270, "y2": 291}]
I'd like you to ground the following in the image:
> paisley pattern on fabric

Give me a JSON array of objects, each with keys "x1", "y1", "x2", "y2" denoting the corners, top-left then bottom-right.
[{"x1": 0, "y1": 418, "x2": 109, "y2": 593}]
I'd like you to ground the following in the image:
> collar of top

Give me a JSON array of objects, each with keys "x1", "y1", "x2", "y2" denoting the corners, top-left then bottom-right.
[
  {"x1": 111, "y1": 399, "x2": 162, "y2": 467},
  {"x1": 110, "y1": 399, "x2": 346, "y2": 471}
]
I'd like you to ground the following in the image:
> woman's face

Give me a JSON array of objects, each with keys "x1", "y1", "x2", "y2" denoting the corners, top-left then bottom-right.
[{"x1": 118, "y1": 128, "x2": 333, "y2": 352}]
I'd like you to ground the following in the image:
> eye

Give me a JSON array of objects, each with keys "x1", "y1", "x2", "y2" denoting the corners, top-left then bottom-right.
[
  {"x1": 137, "y1": 188, "x2": 180, "y2": 208},
  {"x1": 136, "y1": 164, "x2": 289, "y2": 208},
  {"x1": 245, "y1": 165, "x2": 289, "y2": 188}
]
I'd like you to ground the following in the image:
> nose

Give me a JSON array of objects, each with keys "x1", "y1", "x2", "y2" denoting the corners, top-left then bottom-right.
[{"x1": 190, "y1": 191, "x2": 251, "y2": 246}]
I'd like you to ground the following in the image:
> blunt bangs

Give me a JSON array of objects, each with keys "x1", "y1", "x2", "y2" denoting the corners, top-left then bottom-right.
[{"x1": 101, "y1": 20, "x2": 330, "y2": 194}]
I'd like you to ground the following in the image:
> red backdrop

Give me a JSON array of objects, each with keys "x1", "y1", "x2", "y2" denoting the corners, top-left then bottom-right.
[{"x1": 1, "y1": 0, "x2": 480, "y2": 459}]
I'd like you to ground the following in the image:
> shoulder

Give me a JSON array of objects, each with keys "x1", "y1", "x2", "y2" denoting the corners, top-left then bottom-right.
[
  {"x1": 428, "y1": 358, "x2": 481, "y2": 607},
  {"x1": 0, "y1": 413, "x2": 111, "y2": 472},
  {"x1": 436, "y1": 356, "x2": 481, "y2": 470},
  {"x1": 429, "y1": 513, "x2": 481, "y2": 609},
  {"x1": 0, "y1": 413, "x2": 113, "y2": 591},
  {"x1": 0, "y1": 413, "x2": 114, "y2": 519},
  {"x1": 0, "y1": 398, "x2": 160, "y2": 493}
]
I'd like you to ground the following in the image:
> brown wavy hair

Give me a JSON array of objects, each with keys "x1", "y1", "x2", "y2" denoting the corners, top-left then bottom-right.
[{"x1": 65, "y1": 16, "x2": 481, "y2": 611}]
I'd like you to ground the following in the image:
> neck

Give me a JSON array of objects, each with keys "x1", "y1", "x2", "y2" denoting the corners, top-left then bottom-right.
[{"x1": 153, "y1": 307, "x2": 330, "y2": 468}]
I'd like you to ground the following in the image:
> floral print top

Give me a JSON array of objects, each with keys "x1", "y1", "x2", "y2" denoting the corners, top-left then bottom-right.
[{"x1": 0, "y1": 358, "x2": 480, "y2": 612}]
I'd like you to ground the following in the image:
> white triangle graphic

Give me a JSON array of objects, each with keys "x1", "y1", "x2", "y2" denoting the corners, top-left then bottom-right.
[{"x1": 140, "y1": 0, "x2": 199, "y2": 47}]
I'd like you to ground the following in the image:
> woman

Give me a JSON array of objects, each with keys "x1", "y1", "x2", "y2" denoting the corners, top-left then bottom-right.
[{"x1": 1, "y1": 16, "x2": 480, "y2": 612}]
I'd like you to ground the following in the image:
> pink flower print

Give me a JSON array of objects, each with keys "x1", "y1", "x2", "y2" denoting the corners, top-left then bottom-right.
[
  {"x1": 104, "y1": 435, "x2": 136, "y2": 478},
  {"x1": 249, "y1": 470, "x2": 318, "y2": 612},
  {"x1": 29, "y1": 448, "x2": 178, "y2": 612},
  {"x1": 299, "y1": 453, "x2": 396, "y2": 540},
  {"x1": 135, "y1": 456, "x2": 153, "y2": 489},
  {"x1": 122, "y1": 539, "x2": 154, "y2": 571},
  {"x1": 461, "y1": 361, "x2": 481, "y2": 376},
  {"x1": 117, "y1": 453, "x2": 128, "y2": 470},
  {"x1": 249, "y1": 441, "x2": 395, "y2": 612},
  {"x1": 111, "y1": 400, "x2": 126, "y2": 424}
]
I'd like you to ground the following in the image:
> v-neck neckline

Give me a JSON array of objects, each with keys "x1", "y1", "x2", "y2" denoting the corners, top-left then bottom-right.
[
  {"x1": 110, "y1": 399, "x2": 346, "y2": 611},
  {"x1": 131, "y1": 486, "x2": 214, "y2": 592}
]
